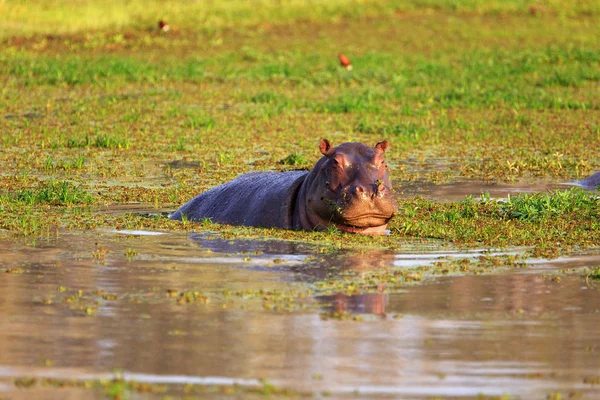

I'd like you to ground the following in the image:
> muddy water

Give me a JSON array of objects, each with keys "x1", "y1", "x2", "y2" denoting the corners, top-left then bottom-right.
[
  {"x1": 399, "y1": 180, "x2": 569, "y2": 201},
  {"x1": 1, "y1": 224, "x2": 599, "y2": 400}
]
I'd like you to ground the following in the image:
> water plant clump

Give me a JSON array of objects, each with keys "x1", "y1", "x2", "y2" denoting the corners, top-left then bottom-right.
[
  {"x1": 497, "y1": 189, "x2": 599, "y2": 222},
  {"x1": 389, "y1": 189, "x2": 600, "y2": 256},
  {"x1": 587, "y1": 267, "x2": 600, "y2": 281},
  {"x1": 14, "y1": 180, "x2": 93, "y2": 206},
  {"x1": 279, "y1": 152, "x2": 307, "y2": 167}
]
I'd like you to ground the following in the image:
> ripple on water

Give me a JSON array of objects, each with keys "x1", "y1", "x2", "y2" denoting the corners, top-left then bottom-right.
[{"x1": 1, "y1": 233, "x2": 599, "y2": 399}]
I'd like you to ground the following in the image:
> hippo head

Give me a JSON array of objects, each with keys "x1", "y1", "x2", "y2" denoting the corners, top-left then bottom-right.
[{"x1": 298, "y1": 139, "x2": 398, "y2": 234}]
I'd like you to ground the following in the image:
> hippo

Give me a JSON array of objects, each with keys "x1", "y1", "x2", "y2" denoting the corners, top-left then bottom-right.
[
  {"x1": 575, "y1": 171, "x2": 600, "y2": 190},
  {"x1": 170, "y1": 139, "x2": 398, "y2": 234}
]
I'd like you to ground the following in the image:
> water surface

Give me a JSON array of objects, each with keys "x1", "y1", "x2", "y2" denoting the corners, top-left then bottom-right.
[{"x1": 2, "y1": 228, "x2": 599, "y2": 399}]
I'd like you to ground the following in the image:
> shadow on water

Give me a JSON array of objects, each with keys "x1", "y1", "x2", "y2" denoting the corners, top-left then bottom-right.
[{"x1": 1, "y1": 225, "x2": 600, "y2": 399}]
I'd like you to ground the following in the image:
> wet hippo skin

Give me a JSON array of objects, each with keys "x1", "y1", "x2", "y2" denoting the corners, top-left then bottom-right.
[{"x1": 170, "y1": 139, "x2": 398, "y2": 234}]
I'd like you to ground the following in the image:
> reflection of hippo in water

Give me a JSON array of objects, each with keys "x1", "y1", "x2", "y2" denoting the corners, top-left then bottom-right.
[
  {"x1": 575, "y1": 172, "x2": 600, "y2": 190},
  {"x1": 170, "y1": 139, "x2": 398, "y2": 234},
  {"x1": 187, "y1": 232, "x2": 396, "y2": 315}
]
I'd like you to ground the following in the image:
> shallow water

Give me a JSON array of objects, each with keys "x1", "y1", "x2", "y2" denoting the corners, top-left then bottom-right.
[
  {"x1": 399, "y1": 180, "x2": 569, "y2": 201},
  {"x1": 1, "y1": 227, "x2": 599, "y2": 399}
]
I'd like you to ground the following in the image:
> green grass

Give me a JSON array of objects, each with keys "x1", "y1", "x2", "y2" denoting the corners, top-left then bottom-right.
[
  {"x1": 12, "y1": 180, "x2": 93, "y2": 206},
  {"x1": 498, "y1": 189, "x2": 598, "y2": 222},
  {"x1": 64, "y1": 133, "x2": 131, "y2": 149},
  {"x1": 279, "y1": 152, "x2": 308, "y2": 167},
  {"x1": 389, "y1": 189, "x2": 600, "y2": 257},
  {"x1": 0, "y1": 2, "x2": 599, "y2": 257},
  {"x1": 2, "y1": 47, "x2": 598, "y2": 117},
  {"x1": 2, "y1": 0, "x2": 599, "y2": 36}
]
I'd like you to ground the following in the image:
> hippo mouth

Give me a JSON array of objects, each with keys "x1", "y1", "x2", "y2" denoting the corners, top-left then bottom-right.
[
  {"x1": 340, "y1": 213, "x2": 393, "y2": 227},
  {"x1": 333, "y1": 222, "x2": 389, "y2": 235},
  {"x1": 332, "y1": 213, "x2": 394, "y2": 234}
]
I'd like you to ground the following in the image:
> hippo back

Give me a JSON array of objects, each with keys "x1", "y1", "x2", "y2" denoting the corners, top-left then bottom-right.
[
  {"x1": 170, "y1": 171, "x2": 307, "y2": 228},
  {"x1": 576, "y1": 171, "x2": 600, "y2": 190}
]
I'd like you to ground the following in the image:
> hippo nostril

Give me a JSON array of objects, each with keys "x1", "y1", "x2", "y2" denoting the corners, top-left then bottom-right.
[
  {"x1": 369, "y1": 183, "x2": 380, "y2": 199},
  {"x1": 351, "y1": 184, "x2": 383, "y2": 200}
]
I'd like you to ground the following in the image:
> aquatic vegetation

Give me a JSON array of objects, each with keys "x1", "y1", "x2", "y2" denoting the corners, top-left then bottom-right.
[
  {"x1": 389, "y1": 189, "x2": 600, "y2": 252},
  {"x1": 587, "y1": 267, "x2": 600, "y2": 283},
  {"x1": 320, "y1": 311, "x2": 364, "y2": 321},
  {"x1": 0, "y1": 3, "x2": 598, "y2": 251},
  {"x1": 279, "y1": 152, "x2": 307, "y2": 167},
  {"x1": 4, "y1": 268, "x2": 24, "y2": 274},
  {"x1": 10, "y1": 374, "x2": 305, "y2": 399},
  {"x1": 498, "y1": 189, "x2": 599, "y2": 222},
  {"x1": 174, "y1": 291, "x2": 210, "y2": 305},
  {"x1": 13, "y1": 180, "x2": 93, "y2": 206}
]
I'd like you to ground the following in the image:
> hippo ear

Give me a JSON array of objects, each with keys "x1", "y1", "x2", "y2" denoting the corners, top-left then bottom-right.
[
  {"x1": 375, "y1": 140, "x2": 389, "y2": 154},
  {"x1": 319, "y1": 139, "x2": 333, "y2": 155}
]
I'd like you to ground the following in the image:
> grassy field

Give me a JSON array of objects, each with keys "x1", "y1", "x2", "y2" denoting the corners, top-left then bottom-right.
[
  {"x1": 3, "y1": 0, "x2": 598, "y2": 35},
  {"x1": 1, "y1": 0, "x2": 599, "y2": 257}
]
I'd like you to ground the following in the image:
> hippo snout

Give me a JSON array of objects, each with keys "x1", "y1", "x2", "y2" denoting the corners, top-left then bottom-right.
[
  {"x1": 349, "y1": 182, "x2": 389, "y2": 200},
  {"x1": 350, "y1": 184, "x2": 372, "y2": 200}
]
